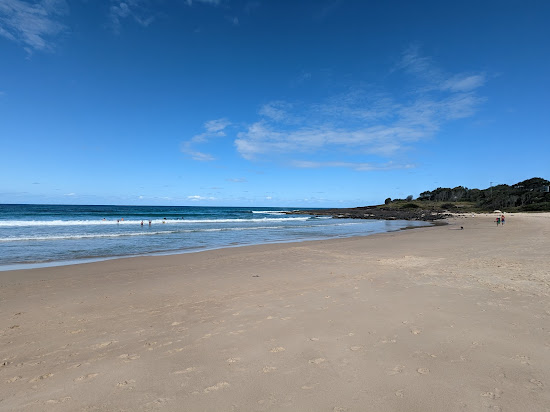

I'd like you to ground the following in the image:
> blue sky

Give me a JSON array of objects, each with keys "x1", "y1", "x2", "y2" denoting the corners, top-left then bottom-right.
[{"x1": 1, "y1": 0, "x2": 549, "y2": 207}]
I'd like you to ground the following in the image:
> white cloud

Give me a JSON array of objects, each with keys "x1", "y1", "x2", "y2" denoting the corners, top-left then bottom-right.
[
  {"x1": 225, "y1": 15, "x2": 238, "y2": 25},
  {"x1": 291, "y1": 160, "x2": 415, "y2": 171},
  {"x1": 226, "y1": 178, "x2": 247, "y2": 183},
  {"x1": 0, "y1": 0, "x2": 68, "y2": 53},
  {"x1": 187, "y1": 195, "x2": 216, "y2": 201},
  {"x1": 204, "y1": 118, "x2": 231, "y2": 133},
  {"x1": 235, "y1": 121, "x2": 426, "y2": 160},
  {"x1": 441, "y1": 74, "x2": 486, "y2": 92},
  {"x1": 108, "y1": 0, "x2": 155, "y2": 33},
  {"x1": 258, "y1": 101, "x2": 296, "y2": 123},
  {"x1": 396, "y1": 45, "x2": 486, "y2": 93},
  {"x1": 180, "y1": 144, "x2": 215, "y2": 161},
  {"x1": 181, "y1": 118, "x2": 231, "y2": 161},
  {"x1": 180, "y1": 47, "x2": 486, "y2": 171},
  {"x1": 232, "y1": 47, "x2": 486, "y2": 168}
]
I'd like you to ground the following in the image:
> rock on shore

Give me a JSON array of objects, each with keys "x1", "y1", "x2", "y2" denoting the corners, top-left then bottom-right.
[{"x1": 288, "y1": 206, "x2": 451, "y2": 221}]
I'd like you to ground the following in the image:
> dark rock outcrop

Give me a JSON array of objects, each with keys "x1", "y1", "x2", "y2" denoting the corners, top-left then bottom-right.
[{"x1": 288, "y1": 206, "x2": 451, "y2": 221}]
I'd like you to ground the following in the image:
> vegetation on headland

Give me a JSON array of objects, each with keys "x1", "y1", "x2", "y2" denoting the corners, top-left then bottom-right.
[
  {"x1": 391, "y1": 177, "x2": 550, "y2": 212},
  {"x1": 290, "y1": 177, "x2": 550, "y2": 221}
]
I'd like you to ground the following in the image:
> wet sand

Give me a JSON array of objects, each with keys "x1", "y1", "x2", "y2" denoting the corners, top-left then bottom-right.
[{"x1": 1, "y1": 213, "x2": 549, "y2": 411}]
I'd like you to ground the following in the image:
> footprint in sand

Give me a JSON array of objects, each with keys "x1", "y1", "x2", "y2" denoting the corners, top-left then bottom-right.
[
  {"x1": 6, "y1": 376, "x2": 22, "y2": 383},
  {"x1": 116, "y1": 379, "x2": 136, "y2": 389},
  {"x1": 416, "y1": 368, "x2": 430, "y2": 375},
  {"x1": 270, "y1": 347, "x2": 285, "y2": 353},
  {"x1": 119, "y1": 353, "x2": 140, "y2": 362},
  {"x1": 45, "y1": 397, "x2": 71, "y2": 404},
  {"x1": 145, "y1": 398, "x2": 171, "y2": 408},
  {"x1": 203, "y1": 382, "x2": 230, "y2": 393},
  {"x1": 226, "y1": 358, "x2": 240, "y2": 363},
  {"x1": 309, "y1": 358, "x2": 326, "y2": 365},
  {"x1": 349, "y1": 346, "x2": 362, "y2": 351},
  {"x1": 410, "y1": 328, "x2": 422, "y2": 335},
  {"x1": 91, "y1": 340, "x2": 117, "y2": 350},
  {"x1": 395, "y1": 390, "x2": 404, "y2": 398},
  {"x1": 529, "y1": 379, "x2": 543, "y2": 388},
  {"x1": 74, "y1": 373, "x2": 98, "y2": 382},
  {"x1": 29, "y1": 373, "x2": 53, "y2": 382},
  {"x1": 172, "y1": 367, "x2": 197, "y2": 374},
  {"x1": 514, "y1": 355, "x2": 530, "y2": 365},
  {"x1": 481, "y1": 388, "x2": 502, "y2": 399},
  {"x1": 263, "y1": 366, "x2": 277, "y2": 373},
  {"x1": 388, "y1": 366, "x2": 405, "y2": 375}
]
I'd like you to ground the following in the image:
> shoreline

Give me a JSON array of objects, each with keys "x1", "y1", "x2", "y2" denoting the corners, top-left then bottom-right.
[
  {"x1": 1, "y1": 213, "x2": 548, "y2": 411},
  {"x1": 0, "y1": 218, "x2": 434, "y2": 273}
]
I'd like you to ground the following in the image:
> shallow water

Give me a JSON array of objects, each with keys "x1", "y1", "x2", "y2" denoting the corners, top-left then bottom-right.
[{"x1": 0, "y1": 204, "x2": 429, "y2": 270}]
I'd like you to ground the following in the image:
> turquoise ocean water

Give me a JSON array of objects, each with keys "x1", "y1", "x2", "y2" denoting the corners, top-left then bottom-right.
[{"x1": 0, "y1": 204, "x2": 429, "y2": 271}]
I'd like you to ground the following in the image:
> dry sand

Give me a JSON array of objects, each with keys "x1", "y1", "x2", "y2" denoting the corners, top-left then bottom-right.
[{"x1": 1, "y1": 213, "x2": 549, "y2": 411}]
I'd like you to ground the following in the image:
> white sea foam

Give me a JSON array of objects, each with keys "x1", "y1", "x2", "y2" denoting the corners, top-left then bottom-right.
[
  {"x1": 0, "y1": 231, "x2": 175, "y2": 242},
  {"x1": 0, "y1": 223, "x2": 343, "y2": 242},
  {"x1": 0, "y1": 216, "x2": 311, "y2": 228},
  {"x1": 251, "y1": 210, "x2": 289, "y2": 215}
]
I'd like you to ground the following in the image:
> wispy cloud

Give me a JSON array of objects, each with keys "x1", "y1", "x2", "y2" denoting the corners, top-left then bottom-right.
[
  {"x1": 232, "y1": 46, "x2": 486, "y2": 169},
  {"x1": 108, "y1": 0, "x2": 155, "y2": 33},
  {"x1": 396, "y1": 44, "x2": 486, "y2": 93},
  {"x1": 180, "y1": 147, "x2": 215, "y2": 161},
  {"x1": 226, "y1": 178, "x2": 247, "y2": 183},
  {"x1": 188, "y1": 195, "x2": 216, "y2": 201},
  {"x1": 0, "y1": 0, "x2": 68, "y2": 53},
  {"x1": 291, "y1": 160, "x2": 415, "y2": 171},
  {"x1": 225, "y1": 15, "x2": 238, "y2": 25},
  {"x1": 182, "y1": 47, "x2": 486, "y2": 171},
  {"x1": 258, "y1": 101, "x2": 299, "y2": 123},
  {"x1": 181, "y1": 118, "x2": 231, "y2": 161}
]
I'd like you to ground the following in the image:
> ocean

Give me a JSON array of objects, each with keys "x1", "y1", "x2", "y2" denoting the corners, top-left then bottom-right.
[{"x1": 0, "y1": 204, "x2": 429, "y2": 271}]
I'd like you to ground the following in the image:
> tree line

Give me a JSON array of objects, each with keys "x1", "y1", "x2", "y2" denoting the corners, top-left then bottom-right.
[{"x1": 416, "y1": 177, "x2": 550, "y2": 211}]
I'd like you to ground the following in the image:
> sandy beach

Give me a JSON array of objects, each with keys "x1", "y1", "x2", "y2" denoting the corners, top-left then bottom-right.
[{"x1": 1, "y1": 213, "x2": 549, "y2": 411}]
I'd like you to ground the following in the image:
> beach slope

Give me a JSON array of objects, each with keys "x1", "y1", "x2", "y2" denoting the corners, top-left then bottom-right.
[{"x1": 1, "y1": 213, "x2": 549, "y2": 411}]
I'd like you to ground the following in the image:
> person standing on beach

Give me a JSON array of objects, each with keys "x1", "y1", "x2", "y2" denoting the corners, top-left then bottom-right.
[
  {"x1": 501, "y1": 214, "x2": 505, "y2": 225},
  {"x1": 496, "y1": 216, "x2": 501, "y2": 226}
]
